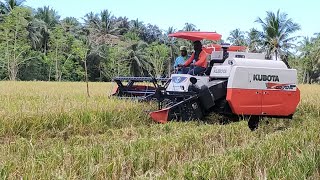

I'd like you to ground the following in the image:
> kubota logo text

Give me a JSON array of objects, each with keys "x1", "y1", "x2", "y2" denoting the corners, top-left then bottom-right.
[
  {"x1": 213, "y1": 69, "x2": 227, "y2": 73},
  {"x1": 253, "y1": 74, "x2": 279, "y2": 82}
]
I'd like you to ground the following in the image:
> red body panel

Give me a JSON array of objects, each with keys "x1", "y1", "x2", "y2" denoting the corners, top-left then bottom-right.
[
  {"x1": 261, "y1": 88, "x2": 300, "y2": 116},
  {"x1": 149, "y1": 108, "x2": 170, "y2": 124},
  {"x1": 112, "y1": 85, "x2": 119, "y2": 95},
  {"x1": 226, "y1": 89, "x2": 262, "y2": 115},
  {"x1": 227, "y1": 88, "x2": 300, "y2": 116}
]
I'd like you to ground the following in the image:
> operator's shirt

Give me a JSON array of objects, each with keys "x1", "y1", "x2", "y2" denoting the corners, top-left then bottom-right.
[
  {"x1": 174, "y1": 55, "x2": 190, "y2": 74},
  {"x1": 174, "y1": 55, "x2": 189, "y2": 68},
  {"x1": 183, "y1": 49, "x2": 208, "y2": 68}
]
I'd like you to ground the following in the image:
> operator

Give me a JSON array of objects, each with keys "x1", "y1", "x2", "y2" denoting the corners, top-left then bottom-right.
[
  {"x1": 173, "y1": 46, "x2": 189, "y2": 74},
  {"x1": 179, "y1": 41, "x2": 208, "y2": 75}
]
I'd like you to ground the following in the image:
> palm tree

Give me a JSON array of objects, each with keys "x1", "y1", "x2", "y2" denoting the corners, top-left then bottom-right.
[
  {"x1": 35, "y1": 6, "x2": 60, "y2": 27},
  {"x1": 183, "y1": 23, "x2": 197, "y2": 31},
  {"x1": 0, "y1": 0, "x2": 25, "y2": 22},
  {"x1": 299, "y1": 37, "x2": 312, "y2": 58},
  {"x1": 314, "y1": 33, "x2": 320, "y2": 38},
  {"x1": 83, "y1": 10, "x2": 119, "y2": 46},
  {"x1": 61, "y1": 17, "x2": 80, "y2": 35},
  {"x1": 147, "y1": 44, "x2": 170, "y2": 77},
  {"x1": 127, "y1": 41, "x2": 151, "y2": 76},
  {"x1": 0, "y1": 1, "x2": 47, "y2": 53},
  {"x1": 299, "y1": 37, "x2": 312, "y2": 83},
  {"x1": 0, "y1": 0, "x2": 25, "y2": 14},
  {"x1": 246, "y1": 28, "x2": 262, "y2": 52},
  {"x1": 227, "y1": 28, "x2": 246, "y2": 46},
  {"x1": 255, "y1": 10, "x2": 300, "y2": 60},
  {"x1": 83, "y1": 12, "x2": 99, "y2": 26},
  {"x1": 34, "y1": 6, "x2": 60, "y2": 54},
  {"x1": 62, "y1": 17, "x2": 79, "y2": 27},
  {"x1": 82, "y1": 11, "x2": 122, "y2": 80},
  {"x1": 84, "y1": 10, "x2": 118, "y2": 35},
  {"x1": 142, "y1": 24, "x2": 162, "y2": 43},
  {"x1": 100, "y1": 9, "x2": 117, "y2": 35},
  {"x1": 27, "y1": 18, "x2": 47, "y2": 50},
  {"x1": 299, "y1": 36, "x2": 320, "y2": 83},
  {"x1": 114, "y1": 16, "x2": 130, "y2": 35},
  {"x1": 165, "y1": 26, "x2": 176, "y2": 76},
  {"x1": 129, "y1": 18, "x2": 145, "y2": 35}
]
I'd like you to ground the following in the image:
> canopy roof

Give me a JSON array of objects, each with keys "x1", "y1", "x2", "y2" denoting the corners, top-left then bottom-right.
[
  {"x1": 169, "y1": 31, "x2": 222, "y2": 41},
  {"x1": 203, "y1": 44, "x2": 247, "y2": 54},
  {"x1": 208, "y1": 44, "x2": 246, "y2": 51}
]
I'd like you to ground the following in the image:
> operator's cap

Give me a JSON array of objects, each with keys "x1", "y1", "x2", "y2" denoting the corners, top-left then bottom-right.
[{"x1": 180, "y1": 46, "x2": 187, "y2": 51}]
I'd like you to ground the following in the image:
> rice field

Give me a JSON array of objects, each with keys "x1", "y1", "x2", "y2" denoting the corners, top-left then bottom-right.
[{"x1": 0, "y1": 81, "x2": 319, "y2": 179}]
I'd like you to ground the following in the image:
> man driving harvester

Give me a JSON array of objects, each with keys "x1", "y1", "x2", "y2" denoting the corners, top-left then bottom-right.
[{"x1": 179, "y1": 40, "x2": 208, "y2": 75}]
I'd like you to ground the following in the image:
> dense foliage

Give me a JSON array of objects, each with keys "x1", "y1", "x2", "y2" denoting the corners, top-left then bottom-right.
[{"x1": 0, "y1": 0, "x2": 319, "y2": 83}]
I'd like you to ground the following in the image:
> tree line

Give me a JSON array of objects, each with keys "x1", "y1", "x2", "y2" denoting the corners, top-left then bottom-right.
[{"x1": 0, "y1": 0, "x2": 319, "y2": 83}]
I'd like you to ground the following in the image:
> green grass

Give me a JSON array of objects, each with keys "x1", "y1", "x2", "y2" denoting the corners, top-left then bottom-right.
[{"x1": 0, "y1": 81, "x2": 319, "y2": 179}]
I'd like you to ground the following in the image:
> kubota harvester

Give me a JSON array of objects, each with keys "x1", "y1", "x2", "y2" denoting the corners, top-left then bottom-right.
[{"x1": 112, "y1": 32, "x2": 300, "y2": 130}]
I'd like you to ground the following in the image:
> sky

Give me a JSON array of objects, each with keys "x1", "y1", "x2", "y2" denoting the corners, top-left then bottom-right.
[{"x1": 24, "y1": 0, "x2": 319, "y2": 40}]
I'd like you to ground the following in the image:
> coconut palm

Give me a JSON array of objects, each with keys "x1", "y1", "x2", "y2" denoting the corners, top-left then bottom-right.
[
  {"x1": 100, "y1": 9, "x2": 117, "y2": 35},
  {"x1": 0, "y1": 0, "x2": 25, "y2": 22},
  {"x1": 84, "y1": 10, "x2": 118, "y2": 35},
  {"x1": 62, "y1": 17, "x2": 79, "y2": 27},
  {"x1": 246, "y1": 28, "x2": 262, "y2": 52},
  {"x1": 35, "y1": 6, "x2": 60, "y2": 27},
  {"x1": 0, "y1": 0, "x2": 25, "y2": 14},
  {"x1": 129, "y1": 18, "x2": 145, "y2": 36},
  {"x1": 83, "y1": 10, "x2": 120, "y2": 46},
  {"x1": 0, "y1": 1, "x2": 46, "y2": 51},
  {"x1": 130, "y1": 18, "x2": 143, "y2": 30},
  {"x1": 127, "y1": 41, "x2": 151, "y2": 76},
  {"x1": 27, "y1": 18, "x2": 47, "y2": 50},
  {"x1": 227, "y1": 28, "x2": 246, "y2": 46},
  {"x1": 61, "y1": 17, "x2": 80, "y2": 36},
  {"x1": 299, "y1": 36, "x2": 320, "y2": 83},
  {"x1": 83, "y1": 12, "x2": 99, "y2": 27},
  {"x1": 299, "y1": 37, "x2": 312, "y2": 83},
  {"x1": 165, "y1": 26, "x2": 176, "y2": 76},
  {"x1": 255, "y1": 10, "x2": 300, "y2": 60},
  {"x1": 34, "y1": 6, "x2": 60, "y2": 53},
  {"x1": 183, "y1": 23, "x2": 197, "y2": 32},
  {"x1": 142, "y1": 24, "x2": 162, "y2": 43},
  {"x1": 299, "y1": 37, "x2": 313, "y2": 58},
  {"x1": 114, "y1": 16, "x2": 130, "y2": 35}
]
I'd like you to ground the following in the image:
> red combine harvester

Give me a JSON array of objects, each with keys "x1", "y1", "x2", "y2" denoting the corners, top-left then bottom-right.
[{"x1": 112, "y1": 32, "x2": 300, "y2": 130}]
